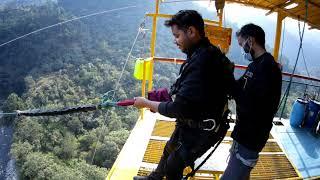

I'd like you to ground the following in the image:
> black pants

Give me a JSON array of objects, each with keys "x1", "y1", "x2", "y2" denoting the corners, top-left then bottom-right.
[{"x1": 149, "y1": 124, "x2": 218, "y2": 180}]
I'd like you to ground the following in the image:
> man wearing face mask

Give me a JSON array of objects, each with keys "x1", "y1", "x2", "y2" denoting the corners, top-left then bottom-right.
[
  {"x1": 133, "y1": 10, "x2": 233, "y2": 180},
  {"x1": 220, "y1": 23, "x2": 282, "y2": 180}
]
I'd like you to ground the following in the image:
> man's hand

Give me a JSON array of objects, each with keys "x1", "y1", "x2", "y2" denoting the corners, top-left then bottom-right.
[
  {"x1": 133, "y1": 97, "x2": 161, "y2": 113},
  {"x1": 133, "y1": 97, "x2": 148, "y2": 109}
]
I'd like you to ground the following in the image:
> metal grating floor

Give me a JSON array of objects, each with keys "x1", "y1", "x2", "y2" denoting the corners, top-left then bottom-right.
[
  {"x1": 152, "y1": 120, "x2": 274, "y2": 139},
  {"x1": 139, "y1": 119, "x2": 300, "y2": 179}
]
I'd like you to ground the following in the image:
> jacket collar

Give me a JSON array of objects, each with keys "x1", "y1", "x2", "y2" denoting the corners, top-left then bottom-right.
[{"x1": 186, "y1": 37, "x2": 211, "y2": 59}]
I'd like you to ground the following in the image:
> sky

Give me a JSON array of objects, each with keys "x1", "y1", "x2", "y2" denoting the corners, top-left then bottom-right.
[
  {"x1": 194, "y1": 1, "x2": 320, "y2": 76},
  {"x1": 195, "y1": 1, "x2": 320, "y2": 44}
]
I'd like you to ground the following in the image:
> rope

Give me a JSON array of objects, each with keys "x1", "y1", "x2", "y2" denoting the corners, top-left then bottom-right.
[
  {"x1": 279, "y1": 18, "x2": 286, "y2": 64},
  {"x1": 140, "y1": 17, "x2": 149, "y2": 59},
  {"x1": 90, "y1": 109, "x2": 113, "y2": 164},
  {"x1": 183, "y1": 134, "x2": 224, "y2": 179},
  {"x1": 90, "y1": 16, "x2": 147, "y2": 164},
  {"x1": 0, "y1": 112, "x2": 18, "y2": 118},
  {"x1": 17, "y1": 105, "x2": 99, "y2": 116},
  {"x1": 0, "y1": 112, "x2": 17, "y2": 115},
  {"x1": 279, "y1": 0, "x2": 308, "y2": 120},
  {"x1": 111, "y1": 16, "x2": 147, "y2": 99},
  {"x1": 301, "y1": 47, "x2": 311, "y2": 80},
  {"x1": 183, "y1": 109, "x2": 230, "y2": 179},
  {"x1": 0, "y1": 5, "x2": 138, "y2": 48},
  {"x1": 0, "y1": 101, "x2": 123, "y2": 118},
  {"x1": 300, "y1": 36, "x2": 313, "y2": 98},
  {"x1": 298, "y1": 20, "x2": 313, "y2": 88}
]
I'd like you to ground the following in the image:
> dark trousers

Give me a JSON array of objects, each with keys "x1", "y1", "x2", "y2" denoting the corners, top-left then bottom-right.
[{"x1": 149, "y1": 124, "x2": 215, "y2": 180}]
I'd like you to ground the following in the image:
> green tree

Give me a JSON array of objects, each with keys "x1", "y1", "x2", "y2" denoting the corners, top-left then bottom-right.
[
  {"x1": 14, "y1": 118, "x2": 44, "y2": 150},
  {"x1": 72, "y1": 160, "x2": 106, "y2": 180},
  {"x1": 78, "y1": 131, "x2": 96, "y2": 151},
  {"x1": 106, "y1": 129, "x2": 130, "y2": 148},
  {"x1": 1, "y1": 93, "x2": 26, "y2": 125},
  {"x1": 11, "y1": 141, "x2": 33, "y2": 166},
  {"x1": 92, "y1": 141, "x2": 119, "y2": 168},
  {"x1": 67, "y1": 117, "x2": 84, "y2": 135},
  {"x1": 21, "y1": 152, "x2": 60, "y2": 179},
  {"x1": 54, "y1": 132, "x2": 78, "y2": 159}
]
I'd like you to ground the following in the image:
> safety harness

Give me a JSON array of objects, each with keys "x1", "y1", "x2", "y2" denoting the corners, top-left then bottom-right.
[{"x1": 166, "y1": 44, "x2": 234, "y2": 179}]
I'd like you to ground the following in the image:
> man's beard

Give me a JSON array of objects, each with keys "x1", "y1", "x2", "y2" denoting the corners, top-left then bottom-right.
[{"x1": 181, "y1": 38, "x2": 193, "y2": 54}]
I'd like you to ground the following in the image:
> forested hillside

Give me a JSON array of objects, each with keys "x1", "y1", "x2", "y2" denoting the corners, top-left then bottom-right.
[
  {"x1": 0, "y1": 0, "x2": 318, "y2": 179},
  {"x1": 0, "y1": 1, "x2": 146, "y2": 179}
]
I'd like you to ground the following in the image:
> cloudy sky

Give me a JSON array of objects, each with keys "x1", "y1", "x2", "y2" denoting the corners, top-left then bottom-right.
[
  {"x1": 194, "y1": 1, "x2": 320, "y2": 76},
  {"x1": 195, "y1": 1, "x2": 320, "y2": 44}
]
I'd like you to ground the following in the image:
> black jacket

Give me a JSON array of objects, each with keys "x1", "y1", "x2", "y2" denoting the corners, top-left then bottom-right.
[
  {"x1": 158, "y1": 38, "x2": 233, "y2": 123},
  {"x1": 231, "y1": 52, "x2": 282, "y2": 152}
]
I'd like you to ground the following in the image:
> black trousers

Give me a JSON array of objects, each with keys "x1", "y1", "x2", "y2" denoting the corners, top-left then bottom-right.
[{"x1": 149, "y1": 124, "x2": 218, "y2": 180}]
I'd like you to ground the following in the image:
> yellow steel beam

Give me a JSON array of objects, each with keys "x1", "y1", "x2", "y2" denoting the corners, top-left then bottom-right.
[
  {"x1": 142, "y1": 59, "x2": 147, "y2": 97},
  {"x1": 273, "y1": 11, "x2": 285, "y2": 61},
  {"x1": 148, "y1": 59, "x2": 154, "y2": 91},
  {"x1": 140, "y1": 59, "x2": 148, "y2": 118},
  {"x1": 147, "y1": 0, "x2": 160, "y2": 92},
  {"x1": 150, "y1": 0, "x2": 160, "y2": 57},
  {"x1": 146, "y1": 13, "x2": 220, "y2": 25}
]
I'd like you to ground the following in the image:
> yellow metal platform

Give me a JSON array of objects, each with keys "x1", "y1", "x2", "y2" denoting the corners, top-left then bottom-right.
[{"x1": 106, "y1": 110, "x2": 301, "y2": 180}]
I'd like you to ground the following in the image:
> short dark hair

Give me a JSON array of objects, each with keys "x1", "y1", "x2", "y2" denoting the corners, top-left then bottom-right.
[
  {"x1": 165, "y1": 10, "x2": 205, "y2": 37},
  {"x1": 236, "y1": 23, "x2": 265, "y2": 49}
]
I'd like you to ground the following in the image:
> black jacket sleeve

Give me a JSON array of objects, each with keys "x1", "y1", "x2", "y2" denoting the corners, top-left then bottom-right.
[
  {"x1": 158, "y1": 95, "x2": 193, "y2": 119},
  {"x1": 230, "y1": 72, "x2": 246, "y2": 102}
]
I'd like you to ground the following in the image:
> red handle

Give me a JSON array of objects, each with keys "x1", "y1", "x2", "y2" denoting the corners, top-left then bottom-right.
[{"x1": 117, "y1": 99, "x2": 135, "y2": 106}]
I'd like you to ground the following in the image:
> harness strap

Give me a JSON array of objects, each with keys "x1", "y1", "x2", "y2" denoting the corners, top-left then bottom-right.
[
  {"x1": 181, "y1": 118, "x2": 219, "y2": 132},
  {"x1": 182, "y1": 109, "x2": 231, "y2": 179},
  {"x1": 182, "y1": 135, "x2": 225, "y2": 180}
]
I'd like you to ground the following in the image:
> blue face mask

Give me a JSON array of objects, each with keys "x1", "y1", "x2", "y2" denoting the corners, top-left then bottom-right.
[
  {"x1": 241, "y1": 39, "x2": 253, "y2": 61},
  {"x1": 242, "y1": 49, "x2": 253, "y2": 61}
]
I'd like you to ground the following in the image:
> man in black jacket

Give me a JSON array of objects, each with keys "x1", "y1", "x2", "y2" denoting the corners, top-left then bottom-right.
[
  {"x1": 220, "y1": 23, "x2": 282, "y2": 180},
  {"x1": 133, "y1": 10, "x2": 233, "y2": 180}
]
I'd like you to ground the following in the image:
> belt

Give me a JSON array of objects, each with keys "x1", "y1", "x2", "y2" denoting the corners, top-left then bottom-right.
[
  {"x1": 180, "y1": 118, "x2": 220, "y2": 132},
  {"x1": 180, "y1": 109, "x2": 231, "y2": 132}
]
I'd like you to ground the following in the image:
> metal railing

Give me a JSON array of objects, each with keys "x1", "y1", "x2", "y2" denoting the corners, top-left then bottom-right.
[{"x1": 151, "y1": 57, "x2": 320, "y2": 119}]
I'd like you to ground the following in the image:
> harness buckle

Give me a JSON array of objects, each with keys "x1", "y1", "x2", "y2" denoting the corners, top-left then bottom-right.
[{"x1": 202, "y1": 119, "x2": 216, "y2": 131}]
